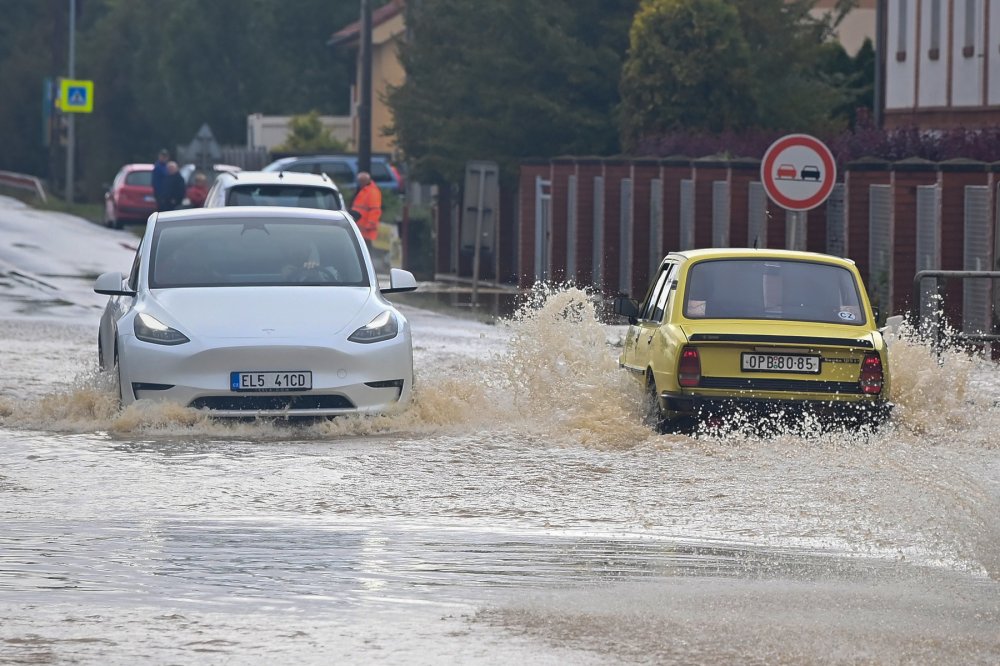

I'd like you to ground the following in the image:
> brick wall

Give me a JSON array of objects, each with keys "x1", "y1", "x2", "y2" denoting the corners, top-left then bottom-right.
[
  {"x1": 693, "y1": 159, "x2": 728, "y2": 249},
  {"x1": 550, "y1": 158, "x2": 575, "y2": 283},
  {"x1": 630, "y1": 159, "x2": 660, "y2": 295},
  {"x1": 518, "y1": 161, "x2": 551, "y2": 288},
  {"x1": 938, "y1": 160, "x2": 990, "y2": 328},
  {"x1": 601, "y1": 159, "x2": 631, "y2": 292},
  {"x1": 890, "y1": 159, "x2": 939, "y2": 315},
  {"x1": 512, "y1": 156, "x2": 995, "y2": 331},
  {"x1": 729, "y1": 160, "x2": 758, "y2": 248},
  {"x1": 661, "y1": 158, "x2": 691, "y2": 255},
  {"x1": 844, "y1": 159, "x2": 891, "y2": 284}
]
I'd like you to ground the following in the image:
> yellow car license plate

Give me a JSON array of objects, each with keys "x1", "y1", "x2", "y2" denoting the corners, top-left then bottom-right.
[{"x1": 741, "y1": 353, "x2": 820, "y2": 374}]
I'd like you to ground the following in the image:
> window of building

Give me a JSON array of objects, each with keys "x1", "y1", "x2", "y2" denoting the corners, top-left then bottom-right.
[
  {"x1": 929, "y1": 0, "x2": 941, "y2": 60},
  {"x1": 963, "y1": 0, "x2": 977, "y2": 58},
  {"x1": 897, "y1": 0, "x2": 908, "y2": 62}
]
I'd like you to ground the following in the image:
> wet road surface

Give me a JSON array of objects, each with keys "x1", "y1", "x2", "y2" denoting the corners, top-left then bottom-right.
[{"x1": 1, "y1": 196, "x2": 998, "y2": 664}]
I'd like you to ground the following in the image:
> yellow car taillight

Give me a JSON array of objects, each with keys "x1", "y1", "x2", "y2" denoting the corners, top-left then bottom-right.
[
  {"x1": 678, "y1": 346, "x2": 701, "y2": 387},
  {"x1": 859, "y1": 352, "x2": 884, "y2": 395}
]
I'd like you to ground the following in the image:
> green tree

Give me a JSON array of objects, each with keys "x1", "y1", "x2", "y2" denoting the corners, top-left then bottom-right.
[
  {"x1": 274, "y1": 111, "x2": 348, "y2": 153},
  {"x1": 619, "y1": 0, "x2": 753, "y2": 146},
  {"x1": 619, "y1": 0, "x2": 852, "y2": 149},
  {"x1": 387, "y1": 0, "x2": 636, "y2": 185},
  {"x1": 0, "y1": 0, "x2": 358, "y2": 199}
]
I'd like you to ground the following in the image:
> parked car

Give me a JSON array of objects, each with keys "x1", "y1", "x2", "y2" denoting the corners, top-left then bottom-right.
[
  {"x1": 262, "y1": 154, "x2": 403, "y2": 194},
  {"x1": 202, "y1": 170, "x2": 346, "y2": 212},
  {"x1": 103, "y1": 163, "x2": 156, "y2": 228},
  {"x1": 613, "y1": 248, "x2": 891, "y2": 433},
  {"x1": 180, "y1": 163, "x2": 241, "y2": 187},
  {"x1": 93, "y1": 206, "x2": 418, "y2": 418},
  {"x1": 179, "y1": 164, "x2": 242, "y2": 208}
]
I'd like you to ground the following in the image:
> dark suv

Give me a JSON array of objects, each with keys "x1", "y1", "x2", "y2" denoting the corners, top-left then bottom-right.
[{"x1": 262, "y1": 155, "x2": 402, "y2": 193}]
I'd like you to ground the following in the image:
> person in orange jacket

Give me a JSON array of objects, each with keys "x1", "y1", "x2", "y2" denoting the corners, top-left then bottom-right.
[{"x1": 350, "y1": 171, "x2": 382, "y2": 251}]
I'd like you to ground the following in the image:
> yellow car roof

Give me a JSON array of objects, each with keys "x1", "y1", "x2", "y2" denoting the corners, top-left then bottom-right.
[{"x1": 667, "y1": 247, "x2": 857, "y2": 268}]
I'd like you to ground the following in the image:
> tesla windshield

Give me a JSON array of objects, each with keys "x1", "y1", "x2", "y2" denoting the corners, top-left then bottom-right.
[{"x1": 149, "y1": 218, "x2": 368, "y2": 288}]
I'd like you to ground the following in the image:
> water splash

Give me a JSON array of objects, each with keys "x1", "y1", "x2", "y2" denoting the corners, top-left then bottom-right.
[{"x1": 0, "y1": 285, "x2": 651, "y2": 447}]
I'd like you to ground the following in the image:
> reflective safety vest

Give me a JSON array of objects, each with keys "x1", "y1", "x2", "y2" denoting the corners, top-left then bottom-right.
[{"x1": 351, "y1": 183, "x2": 382, "y2": 241}]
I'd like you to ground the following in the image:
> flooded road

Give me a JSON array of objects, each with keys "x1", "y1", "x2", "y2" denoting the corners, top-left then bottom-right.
[{"x1": 1, "y1": 196, "x2": 999, "y2": 664}]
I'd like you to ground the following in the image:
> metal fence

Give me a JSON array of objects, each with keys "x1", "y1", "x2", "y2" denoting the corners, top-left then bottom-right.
[
  {"x1": 963, "y1": 185, "x2": 992, "y2": 334},
  {"x1": 649, "y1": 178, "x2": 663, "y2": 275},
  {"x1": 915, "y1": 184, "x2": 941, "y2": 320},
  {"x1": 679, "y1": 179, "x2": 694, "y2": 251},
  {"x1": 712, "y1": 181, "x2": 730, "y2": 248},
  {"x1": 592, "y1": 176, "x2": 605, "y2": 286},
  {"x1": 619, "y1": 178, "x2": 633, "y2": 293},
  {"x1": 748, "y1": 182, "x2": 767, "y2": 248},
  {"x1": 869, "y1": 184, "x2": 892, "y2": 314},
  {"x1": 826, "y1": 184, "x2": 845, "y2": 256}
]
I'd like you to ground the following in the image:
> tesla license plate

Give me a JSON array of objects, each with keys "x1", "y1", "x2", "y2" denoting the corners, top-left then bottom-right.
[
  {"x1": 741, "y1": 353, "x2": 820, "y2": 374},
  {"x1": 231, "y1": 371, "x2": 312, "y2": 392}
]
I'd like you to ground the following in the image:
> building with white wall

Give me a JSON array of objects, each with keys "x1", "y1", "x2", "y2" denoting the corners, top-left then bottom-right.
[
  {"x1": 246, "y1": 113, "x2": 352, "y2": 152},
  {"x1": 883, "y1": 0, "x2": 1000, "y2": 128}
]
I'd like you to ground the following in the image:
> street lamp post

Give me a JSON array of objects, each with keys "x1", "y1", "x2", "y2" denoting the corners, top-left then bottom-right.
[
  {"x1": 65, "y1": 0, "x2": 76, "y2": 203},
  {"x1": 358, "y1": 0, "x2": 372, "y2": 174}
]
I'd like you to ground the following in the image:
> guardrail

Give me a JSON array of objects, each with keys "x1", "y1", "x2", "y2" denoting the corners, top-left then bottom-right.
[
  {"x1": 912, "y1": 269, "x2": 1000, "y2": 347},
  {"x1": 0, "y1": 170, "x2": 48, "y2": 203}
]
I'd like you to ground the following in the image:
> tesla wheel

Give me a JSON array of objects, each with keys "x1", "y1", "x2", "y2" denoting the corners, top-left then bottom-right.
[{"x1": 112, "y1": 339, "x2": 123, "y2": 408}]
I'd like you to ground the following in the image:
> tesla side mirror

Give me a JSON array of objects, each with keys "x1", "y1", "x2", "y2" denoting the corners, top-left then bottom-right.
[
  {"x1": 381, "y1": 267, "x2": 417, "y2": 294},
  {"x1": 613, "y1": 295, "x2": 640, "y2": 324},
  {"x1": 94, "y1": 271, "x2": 136, "y2": 296}
]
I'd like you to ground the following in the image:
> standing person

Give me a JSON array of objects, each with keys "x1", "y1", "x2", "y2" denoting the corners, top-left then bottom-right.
[
  {"x1": 160, "y1": 161, "x2": 187, "y2": 212},
  {"x1": 152, "y1": 149, "x2": 170, "y2": 212},
  {"x1": 350, "y1": 171, "x2": 382, "y2": 253}
]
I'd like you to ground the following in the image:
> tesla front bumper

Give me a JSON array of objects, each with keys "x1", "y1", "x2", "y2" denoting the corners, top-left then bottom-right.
[{"x1": 118, "y1": 332, "x2": 413, "y2": 417}]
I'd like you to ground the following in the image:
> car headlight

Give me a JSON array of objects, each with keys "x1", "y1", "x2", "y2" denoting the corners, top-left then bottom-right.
[
  {"x1": 133, "y1": 312, "x2": 190, "y2": 345},
  {"x1": 348, "y1": 311, "x2": 398, "y2": 344}
]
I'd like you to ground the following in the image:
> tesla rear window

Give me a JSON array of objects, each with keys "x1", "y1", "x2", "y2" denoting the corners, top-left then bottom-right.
[
  {"x1": 149, "y1": 218, "x2": 368, "y2": 288},
  {"x1": 683, "y1": 259, "x2": 865, "y2": 325},
  {"x1": 225, "y1": 185, "x2": 343, "y2": 211},
  {"x1": 125, "y1": 171, "x2": 152, "y2": 186}
]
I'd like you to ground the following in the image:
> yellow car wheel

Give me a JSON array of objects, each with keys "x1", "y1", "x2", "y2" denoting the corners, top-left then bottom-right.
[{"x1": 643, "y1": 372, "x2": 667, "y2": 434}]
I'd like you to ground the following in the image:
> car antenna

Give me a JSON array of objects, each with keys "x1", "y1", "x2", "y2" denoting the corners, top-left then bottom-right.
[{"x1": 753, "y1": 235, "x2": 759, "y2": 249}]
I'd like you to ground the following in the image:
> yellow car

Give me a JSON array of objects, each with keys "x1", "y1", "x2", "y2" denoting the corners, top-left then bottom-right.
[{"x1": 613, "y1": 248, "x2": 891, "y2": 432}]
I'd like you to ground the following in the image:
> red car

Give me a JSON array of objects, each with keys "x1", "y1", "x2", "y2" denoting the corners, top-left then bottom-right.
[{"x1": 104, "y1": 163, "x2": 156, "y2": 228}]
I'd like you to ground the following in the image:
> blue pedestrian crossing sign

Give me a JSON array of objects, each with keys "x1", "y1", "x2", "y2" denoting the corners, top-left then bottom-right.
[{"x1": 60, "y1": 79, "x2": 94, "y2": 113}]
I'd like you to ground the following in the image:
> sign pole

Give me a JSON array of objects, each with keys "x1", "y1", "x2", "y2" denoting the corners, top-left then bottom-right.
[{"x1": 65, "y1": 0, "x2": 76, "y2": 203}]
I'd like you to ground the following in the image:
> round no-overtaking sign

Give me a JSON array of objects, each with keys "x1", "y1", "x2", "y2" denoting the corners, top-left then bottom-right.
[{"x1": 760, "y1": 134, "x2": 836, "y2": 211}]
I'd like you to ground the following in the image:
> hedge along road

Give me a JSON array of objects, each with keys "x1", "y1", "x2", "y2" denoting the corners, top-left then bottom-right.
[{"x1": 0, "y1": 194, "x2": 999, "y2": 664}]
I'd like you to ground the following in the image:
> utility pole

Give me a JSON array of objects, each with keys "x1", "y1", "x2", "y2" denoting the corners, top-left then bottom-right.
[
  {"x1": 874, "y1": 0, "x2": 885, "y2": 128},
  {"x1": 65, "y1": 0, "x2": 76, "y2": 203},
  {"x1": 358, "y1": 0, "x2": 372, "y2": 174}
]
